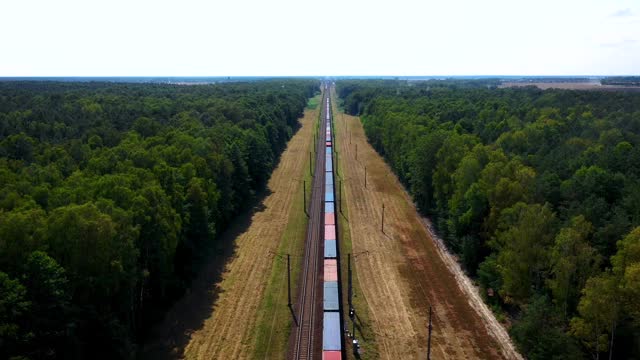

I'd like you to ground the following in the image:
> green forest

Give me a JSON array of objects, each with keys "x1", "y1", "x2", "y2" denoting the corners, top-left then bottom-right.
[
  {"x1": 338, "y1": 80, "x2": 640, "y2": 359},
  {"x1": 0, "y1": 80, "x2": 317, "y2": 359}
]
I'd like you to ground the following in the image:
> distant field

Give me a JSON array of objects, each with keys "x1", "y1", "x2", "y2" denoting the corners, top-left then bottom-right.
[{"x1": 500, "y1": 81, "x2": 640, "y2": 91}]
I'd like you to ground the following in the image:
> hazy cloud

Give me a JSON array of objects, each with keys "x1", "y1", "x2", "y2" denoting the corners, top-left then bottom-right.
[
  {"x1": 601, "y1": 39, "x2": 638, "y2": 48},
  {"x1": 611, "y1": 8, "x2": 633, "y2": 17}
]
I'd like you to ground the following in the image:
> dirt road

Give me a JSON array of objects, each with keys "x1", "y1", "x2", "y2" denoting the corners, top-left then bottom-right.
[
  {"x1": 143, "y1": 105, "x2": 317, "y2": 359},
  {"x1": 332, "y1": 90, "x2": 522, "y2": 360}
]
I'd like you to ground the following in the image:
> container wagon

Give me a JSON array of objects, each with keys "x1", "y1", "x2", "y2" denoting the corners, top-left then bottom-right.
[{"x1": 322, "y1": 95, "x2": 343, "y2": 359}]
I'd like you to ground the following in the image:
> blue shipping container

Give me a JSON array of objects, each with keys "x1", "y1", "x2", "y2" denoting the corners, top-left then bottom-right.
[
  {"x1": 324, "y1": 183, "x2": 331, "y2": 194},
  {"x1": 325, "y1": 158, "x2": 333, "y2": 166},
  {"x1": 325, "y1": 176, "x2": 334, "y2": 186},
  {"x1": 326, "y1": 147, "x2": 332, "y2": 154},
  {"x1": 325, "y1": 191, "x2": 334, "y2": 202},
  {"x1": 323, "y1": 281, "x2": 339, "y2": 311},
  {"x1": 323, "y1": 312, "x2": 342, "y2": 351},
  {"x1": 325, "y1": 202, "x2": 335, "y2": 213},
  {"x1": 324, "y1": 239, "x2": 337, "y2": 258}
]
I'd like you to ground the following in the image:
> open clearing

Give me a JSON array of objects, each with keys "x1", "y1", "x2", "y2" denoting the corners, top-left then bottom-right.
[
  {"x1": 143, "y1": 104, "x2": 317, "y2": 359},
  {"x1": 332, "y1": 89, "x2": 522, "y2": 359}
]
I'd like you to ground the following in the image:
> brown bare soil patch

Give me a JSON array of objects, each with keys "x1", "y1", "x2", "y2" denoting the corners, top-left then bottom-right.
[
  {"x1": 142, "y1": 106, "x2": 317, "y2": 359},
  {"x1": 333, "y1": 90, "x2": 522, "y2": 360}
]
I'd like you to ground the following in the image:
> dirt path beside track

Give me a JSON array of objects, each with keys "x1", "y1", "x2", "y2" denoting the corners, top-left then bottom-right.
[{"x1": 333, "y1": 92, "x2": 522, "y2": 360}]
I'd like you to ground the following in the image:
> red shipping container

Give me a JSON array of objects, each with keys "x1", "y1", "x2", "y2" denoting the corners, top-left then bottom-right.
[
  {"x1": 326, "y1": 141, "x2": 332, "y2": 146},
  {"x1": 325, "y1": 212, "x2": 335, "y2": 225},
  {"x1": 324, "y1": 259, "x2": 338, "y2": 282},
  {"x1": 322, "y1": 351, "x2": 342, "y2": 360},
  {"x1": 324, "y1": 225, "x2": 336, "y2": 240}
]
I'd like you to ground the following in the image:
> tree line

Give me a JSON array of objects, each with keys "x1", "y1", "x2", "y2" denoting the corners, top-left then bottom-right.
[
  {"x1": 602, "y1": 77, "x2": 640, "y2": 86},
  {"x1": 0, "y1": 80, "x2": 318, "y2": 359},
  {"x1": 337, "y1": 80, "x2": 640, "y2": 359}
]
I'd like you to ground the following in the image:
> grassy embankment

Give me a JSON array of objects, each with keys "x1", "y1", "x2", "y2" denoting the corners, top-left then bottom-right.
[{"x1": 252, "y1": 93, "x2": 322, "y2": 358}]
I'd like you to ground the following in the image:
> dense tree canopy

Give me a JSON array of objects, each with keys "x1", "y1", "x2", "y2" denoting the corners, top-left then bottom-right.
[
  {"x1": 337, "y1": 80, "x2": 640, "y2": 359},
  {"x1": 0, "y1": 80, "x2": 317, "y2": 359}
]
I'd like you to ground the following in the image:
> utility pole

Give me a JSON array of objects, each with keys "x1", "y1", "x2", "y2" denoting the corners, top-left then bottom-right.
[
  {"x1": 427, "y1": 305, "x2": 433, "y2": 360},
  {"x1": 348, "y1": 253, "x2": 353, "y2": 314},
  {"x1": 287, "y1": 254, "x2": 292, "y2": 307},
  {"x1": 381, "y1": 203, "x2": 385, "y2": 233},
  {"x1": 335, "y1": 152, "x2": 339, "y2": 177},
  {"x1": 309, "y1": 151, "x2": 313, "y2": 176}
]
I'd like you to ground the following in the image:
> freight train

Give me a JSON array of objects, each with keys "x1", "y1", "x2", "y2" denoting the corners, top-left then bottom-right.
[{"x1": 322, "y1": 96, "x2": 343, "y2": 360}]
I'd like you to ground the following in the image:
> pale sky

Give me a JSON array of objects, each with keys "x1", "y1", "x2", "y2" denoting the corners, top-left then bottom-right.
[{"x1": 1, "y1": 0, "x2": 639, "y2": 76}]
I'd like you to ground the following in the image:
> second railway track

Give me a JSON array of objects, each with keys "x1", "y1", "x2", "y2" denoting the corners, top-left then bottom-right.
[{"x1": 290, "y1": 88, "x2": 328, "y2": 360}]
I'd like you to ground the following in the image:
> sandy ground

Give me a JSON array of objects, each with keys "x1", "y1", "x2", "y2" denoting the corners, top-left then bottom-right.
[
  {"x1": 143, "y1": 106, "x2": 316, "y2": 359},
  {"x1": 332, "y1": 91, "x2": 522, "y2": 360}
]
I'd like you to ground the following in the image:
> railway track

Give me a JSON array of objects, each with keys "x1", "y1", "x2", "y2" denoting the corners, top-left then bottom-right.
[{"x1": 290, "y1": 88, "x2": 328, "y2": 360}]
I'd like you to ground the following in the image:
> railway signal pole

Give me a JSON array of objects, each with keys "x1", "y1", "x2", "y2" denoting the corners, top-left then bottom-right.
[{"x1": 427, "y1": 305, "x2": 433, "y2": 360}]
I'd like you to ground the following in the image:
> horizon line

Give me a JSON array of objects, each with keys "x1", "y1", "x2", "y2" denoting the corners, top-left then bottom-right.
[{"x1": 1, "y1": 75, "x2": 639, "y2": 79}]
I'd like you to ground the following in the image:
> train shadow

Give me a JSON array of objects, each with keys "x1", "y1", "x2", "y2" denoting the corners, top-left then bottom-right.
[{"x1": 140, "y1": 189, "x2": 272, "y2": 360}]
